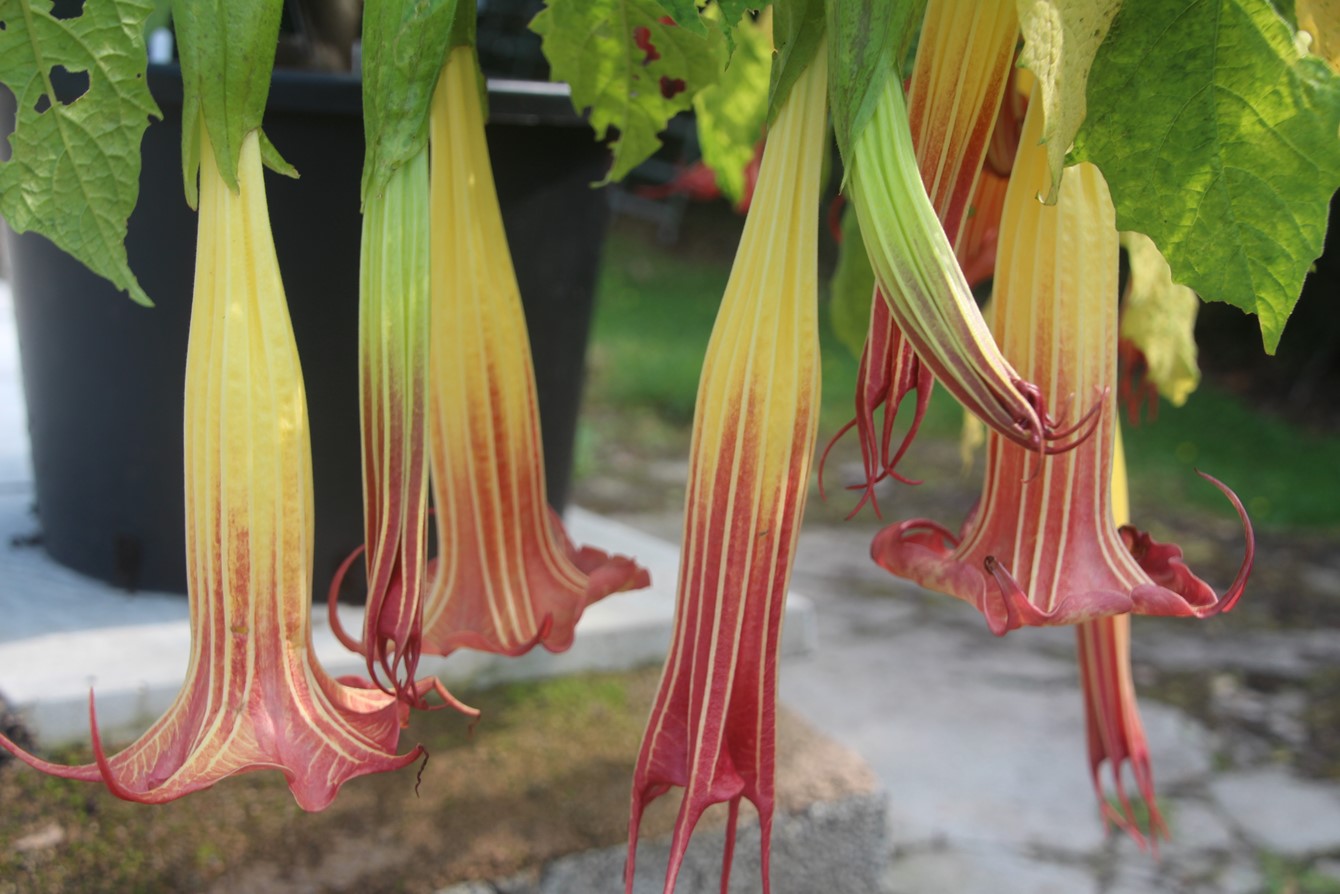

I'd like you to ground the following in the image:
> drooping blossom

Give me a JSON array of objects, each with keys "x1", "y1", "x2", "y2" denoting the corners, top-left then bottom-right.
[
  {"x1": 845, "y1": 0, "x2": 1086, "y2": 453},
  {"x1": 0, "y1": 130, "x2": 444, "y2": 810},
  {"x1": 1075, "y1": 428, "x2": 1169, "y2": 847},
  {"x1": 821, "y1": 0, "x2": 1021, "y2": 516},
  {"x1": 872, "y1": 100, "x2": 1253, "y2": 635},
  {"x1": 624, "y1": 42, "x2": 829, "y2": 894},
  {"x1": 327, "y1": 149, "x2": 440, "y2": 706},
  {"x1": 420, "y1": 46, "x2": 649, "y2": 658}
]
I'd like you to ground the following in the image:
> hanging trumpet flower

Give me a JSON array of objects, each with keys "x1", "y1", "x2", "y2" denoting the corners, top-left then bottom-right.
[
  {"x1": 322, "y1": 0, "x2": 482, "y2": 713},
  {"x1": 0, "y1": 130, "x2": 439, "y2": 810},
  {"x1": 844, "y1": 0, "x2": 1093, "y2": 454},
  {"x1": 328, "y1": 149, "x2": 437, "y2": 704},
  {"x1": 822, "y1": 0, "x2": 1021, "y2": 516},
  {"x1": 872, "y1": 101, "x2": 1253, "y2": 635},
  {"x1": 421, "y1": 45, "x2": 649, "y2": 658},
  {"x1": 625, "y1": 38, "x2": 829, "y2": 894}
]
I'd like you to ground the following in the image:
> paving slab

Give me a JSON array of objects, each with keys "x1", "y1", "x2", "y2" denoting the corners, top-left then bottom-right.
[
  {"x1": 883, "y1": 845, "x2": 1100, "y2": 894},
  {"x1": 1210, "y1": 767, "x2": 1340, "y2": 857},
  {"x1": 0, "y1": 498, "x2": 816, "y2": 744},
  {"x1": 1163, "y1": 798, "x2": 1238, "y2": 853},
  {"x1": 778, "y1": 577, "x2": 1112, "y2": 855}
]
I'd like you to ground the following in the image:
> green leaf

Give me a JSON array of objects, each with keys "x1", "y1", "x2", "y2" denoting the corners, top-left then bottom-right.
[
  {"x1": 171, "y1": 0, "x2": 285, "y2": 206},
  {"x1": 1015, "y1": 0, "x2": 1121, "y2": 202},
  {"x1": 826, "y1": 0, "x2": 926, "y2": 164},
  {"x1": 652, "y1": 0, "x2": 709, "y2": 33},
  {"x1": 716, "y1": 0, "x2": 759, "y2": 25},
  {"x1": 829, "y1": 199, "x2": 876, "y2": 359},
  {"x1": 447, "y1": 0, "x2": 476, "y2": 50},
  {"x1": 0, "y1": 0, "x2": 161, "y2": 306},
  {"x1": 693, "y1": 9, "x2": 770, "y2": 203},
  {"x1": 532, "y1": 0, "x2": 725, "y2": 184},
  {"x1": 711, "y1": 1, "x2": 765, "y2": 57},
  {"x1": 770, "y1": 0, "x2": 825, "y2": 123},
  {"x1": 360, "y1": 0, "x2": 457, "y2": 204},
  {"x1": 1072, "y1": 0, "x2": 1340, "y2": 352}
]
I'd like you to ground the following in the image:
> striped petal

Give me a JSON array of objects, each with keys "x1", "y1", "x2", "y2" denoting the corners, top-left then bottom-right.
[
  {"x1": 421, "y1": 47, "x2": 649, "y2": 659},
  {"x1": 625, "y1": 44, "x2": 828, "y2": 894},
  {"x1": 328, "y1": 149, "x2": 437, "y2": 705},
  {"x1": 0, "y1": 129, "x2": 432, "y2": 811},
  {"x1": 872, "y1": 99, "x2": 1253, "y2": 635}
]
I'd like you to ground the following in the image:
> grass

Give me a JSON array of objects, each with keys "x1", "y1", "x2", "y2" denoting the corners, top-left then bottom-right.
[
  {"x1": 587, "y1": 223, "x2": 1340, "y2": 532},
  {"x1": 1259, "y1": 852, "x2": 1340, "y2": 894},
  {"x1": 587, "y1": 228, "x2": 862, "y2": 440},
  {"x1": 1124, "y1": 386, "x2": 1340, "y2": 529}
]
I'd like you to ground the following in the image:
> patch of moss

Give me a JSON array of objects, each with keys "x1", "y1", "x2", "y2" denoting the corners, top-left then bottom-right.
[{"x1": 0, "y1": 668, "x2": 663, "y2": 894}]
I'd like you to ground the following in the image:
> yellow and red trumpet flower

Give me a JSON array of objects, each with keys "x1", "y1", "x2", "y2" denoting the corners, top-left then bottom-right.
[
  {"x1": 823, "y1": 0, "x2": 1024, "y2": 518},
  {"x1": 327, "y1": 149, "x2": 439, "y2": 706},
  {"x1": 872, "y1": 101, "x2": 1253, "y2": 636},
  {"x1": 0, "y1": 129, "x2": 441, "y2": 810},
  {"x1": 625, "y1": 41, "x2": 828, "y2": 894},
  {"x1": 846, "y1": 0, "x2": 1092, "y2": 455},
  {"x1": 420, "y1": 46, "x2": 649, "y2": 658}
]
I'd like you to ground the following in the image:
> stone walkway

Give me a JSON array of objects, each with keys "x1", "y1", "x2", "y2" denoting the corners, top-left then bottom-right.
[{"x1": 601, "y1": 501, "x2": 1340, "y2": 894}]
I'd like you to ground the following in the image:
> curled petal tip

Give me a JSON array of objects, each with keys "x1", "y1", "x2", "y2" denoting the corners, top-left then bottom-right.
[
  {"x1": 1193, "y1": 469, "x2": 1255, "y2": 616},
  {"x1": 1121, "y1": 470, "x2": 1253, "y2": 620},
  {"x1": 326, "y1": 545, "x2": 367, "y2": 655},
  {"x1": 88, "y1": 690, "x2": 146, "y2": 804}
]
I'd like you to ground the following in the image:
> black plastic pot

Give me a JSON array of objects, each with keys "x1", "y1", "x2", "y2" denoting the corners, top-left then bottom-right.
[{"x1": 4, "y1": 64, "x2": 609, "y2": 595}]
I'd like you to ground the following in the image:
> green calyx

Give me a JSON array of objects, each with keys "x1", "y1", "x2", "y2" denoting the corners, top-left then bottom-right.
[
  {"x1": 360, "y1": 0, "x2": 460, "y2": 205},
  {"x1": 827, "y1": 0, "x2": 928, "y2": 165},
  {"x1": 173, "y1": 0, "x2": 293, "y2": 208}
]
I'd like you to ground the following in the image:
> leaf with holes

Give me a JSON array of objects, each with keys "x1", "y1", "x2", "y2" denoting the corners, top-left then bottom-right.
[
  {"x1": 531, "y1": 0, "x2": 724, "y2": 184},
  {"x1": 0, "y1": 0, "x2": 161, "y2": 306},
  {"x1": 1071, "y1": 0, "x2": 1340, "y2": 352}
]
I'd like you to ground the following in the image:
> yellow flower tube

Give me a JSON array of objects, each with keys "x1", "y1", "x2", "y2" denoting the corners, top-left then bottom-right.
[
  {"x1": 626, "y1": 42, "x2": 828, "y2": 894},
  {"x1": 422, "y1": 47, "x2": 649, "y2": 658},
  {"x1": 0, "y1": 129, "x2": 432, "y2": 810}
]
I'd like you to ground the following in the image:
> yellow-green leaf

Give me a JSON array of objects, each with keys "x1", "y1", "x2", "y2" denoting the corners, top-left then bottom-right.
[
  {"x1": 693, "y1": 8, "x2": 770, "y2": 204},
  {"x1": 826, "y1": 0, "x2": 926, "y2": 164},
  {"x1": 172, "y1": 0, "x2": 287, "y2": 206},
  {"x1": 1120, "y1": 231, "x2": 1201, "y2": 406},
  {"x1": 1015, "y1": 0, "x2": 1121, "y2": 203},
  {"x1": 0, "y1": 0, "x2": 161, "y2": 306},
  {"x1": 770, "y1": 0, "x2": 825, "y2": 123},
  {"x1": 360, "y1": 0, "x2": 458, "y2": 204}
]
